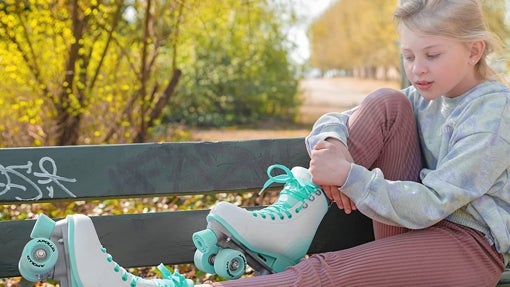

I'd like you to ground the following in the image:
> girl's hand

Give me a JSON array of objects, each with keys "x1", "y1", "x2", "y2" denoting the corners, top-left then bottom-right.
[
  {"x1": 322, "y1": 185, "x2": 357, "y2": 214},
  {"x1": 309, "y1": 138, "x2": 356, "y2": 213},
  {"x1": 309, "y1": 138, "x2": 352, "y2": 187}
]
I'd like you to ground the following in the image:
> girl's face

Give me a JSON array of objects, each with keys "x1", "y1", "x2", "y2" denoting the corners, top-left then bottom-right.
[{"x1": 399, "y1": 25, "x2": 482, "y2": 99}]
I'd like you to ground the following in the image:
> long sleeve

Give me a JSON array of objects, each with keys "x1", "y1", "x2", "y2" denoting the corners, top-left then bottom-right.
[
  {"x1": 342, "y1": 130, "x2": 510, "y2": 229},
  {"x1": 305, "y1": 108, "x2": 356, "y2": 155}
]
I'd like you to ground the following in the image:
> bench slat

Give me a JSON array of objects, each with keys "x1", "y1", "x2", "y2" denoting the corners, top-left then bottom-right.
[
  {"x1": 0, "y1": 207, "x2": 373, "y2": 278},
  {"x1": 0, "y1": 138, "x2": 309, "y2": 203}
]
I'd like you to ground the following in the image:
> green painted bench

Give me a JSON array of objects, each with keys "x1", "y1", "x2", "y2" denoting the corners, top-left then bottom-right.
[{"x1": 0, "y1": 138, "x2": 508, "y2": 286}]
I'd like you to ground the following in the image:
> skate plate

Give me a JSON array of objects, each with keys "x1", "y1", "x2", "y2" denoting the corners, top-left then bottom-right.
[{"x1": 193, "y1": 219, "x2": 295, "y2": 279}]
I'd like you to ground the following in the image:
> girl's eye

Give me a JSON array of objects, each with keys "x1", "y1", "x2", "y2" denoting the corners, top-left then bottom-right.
[
  {"x1": 403, "y1": 55, "x2": 414, "y2": 61},
  {"x1": 427, "y1": 53, "x2": 440, "y2": 59}
]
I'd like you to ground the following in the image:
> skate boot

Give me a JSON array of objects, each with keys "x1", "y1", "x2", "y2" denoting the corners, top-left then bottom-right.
[
  {"x1": 18, "y1": 213, "x2": 194, "y2": 287},
  {"x1": 192, "y1": 164, "x2": 329, "y2": 279}
]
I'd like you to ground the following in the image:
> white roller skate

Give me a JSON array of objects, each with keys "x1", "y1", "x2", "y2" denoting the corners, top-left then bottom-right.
[
  {"x1": 18, "y1": 213, "x2": 194, "y2": 287},
  {"x1": 192, "y1": 164, "x2": 329, "y2": 279}
]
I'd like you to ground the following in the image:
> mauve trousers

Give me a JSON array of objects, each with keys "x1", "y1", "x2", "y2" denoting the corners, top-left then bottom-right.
[{"x1": 211, "y1": 88, "x2": 505, "y2": 287}]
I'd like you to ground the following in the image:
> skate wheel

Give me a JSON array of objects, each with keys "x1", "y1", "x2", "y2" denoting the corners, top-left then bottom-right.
[
  {"x1": 18, "y1": 237, "x2": 58, "y2": 282},
  {"x1": 30, "y1": 214, "x2": 56, "y2": 239},
  {"x1": 214, "y1": 248, "x2": 246, "y2": 280},
  {"x1": 194, "y1": 249, "x2": 216, "y2": 274},
  {"x1": 192, "y1": 229, "x2": 218, "y2": 254}
]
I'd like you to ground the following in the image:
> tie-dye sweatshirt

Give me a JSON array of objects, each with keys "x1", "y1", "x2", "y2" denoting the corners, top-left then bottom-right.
[{"x1": 305, "y1": 81, "x2": 510, "y2": 264}]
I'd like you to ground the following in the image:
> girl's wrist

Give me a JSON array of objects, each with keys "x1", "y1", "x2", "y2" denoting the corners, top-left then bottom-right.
[{"x1": 337, "y1": 160, "x2": 351, "y2": 187}]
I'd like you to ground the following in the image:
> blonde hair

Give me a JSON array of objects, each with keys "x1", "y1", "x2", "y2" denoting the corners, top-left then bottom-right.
[{"x1": 393, "y1": 0, "x2": 503, "y2": 81}]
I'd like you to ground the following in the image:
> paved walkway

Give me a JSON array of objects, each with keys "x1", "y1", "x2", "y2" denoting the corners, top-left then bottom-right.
[
  {"x1": 191, "y1": 77, "x2": 399, "y2": 141},
  {"x1": 299, "y1": 77, "x2": 399, "y2": 124}
]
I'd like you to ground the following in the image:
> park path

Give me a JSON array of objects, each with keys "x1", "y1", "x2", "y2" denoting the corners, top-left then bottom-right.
[
  {"x1": 191, "y1": 77, "x2": 399, "y2": 141},
  {"x1": 299, "y1": 77, "x2": 399, "y2": 124}
]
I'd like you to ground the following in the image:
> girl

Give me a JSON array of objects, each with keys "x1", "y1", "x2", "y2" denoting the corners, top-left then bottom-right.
[{"x1": 198, "y1": 0, "x2": 510, "y2": 286}]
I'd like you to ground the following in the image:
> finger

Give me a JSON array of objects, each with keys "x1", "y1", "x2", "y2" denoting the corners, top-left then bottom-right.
[
  {"x1": 332, "y1": 188, "x2": 352, "y2": 214},
  {"x1": 331, "y1": 187, "x2": 345, "y2": 211},
  {"x1": 350, "y1": 199, "x2": 357, "y2": 211},
  {"x1": 321, "y1": 185, "x2": 334, "y2": 201},
  {"x1": 339, "y1": 192, "x2": 353, "y2": 214},
  {"x1": 338, "y1": 186, "x2": 356, "y2": 211},
  {"x1": 321, "y1": 185, "x2": 330, "y2": 198}
]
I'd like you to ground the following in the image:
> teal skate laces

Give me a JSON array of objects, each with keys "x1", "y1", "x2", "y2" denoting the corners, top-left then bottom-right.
[
  {"x1": 102, "y1": 248, "x2": 188, "y2": 287},
  {"x1": 254, "y1": 164, "x2": 321, "y2": 220},
  {"x1": 157, "y1": 263, "x2": 191, "y2": 287}
]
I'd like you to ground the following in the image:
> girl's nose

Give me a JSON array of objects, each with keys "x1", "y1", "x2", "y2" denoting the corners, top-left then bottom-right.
[{"x1": 412, "y1": 59, "x2": 428, "y2": 75}]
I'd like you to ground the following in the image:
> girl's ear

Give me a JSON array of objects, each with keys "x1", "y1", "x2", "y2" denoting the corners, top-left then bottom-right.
[{"x1": 469, "y1": 40, "x2": 485, "y2": 65}]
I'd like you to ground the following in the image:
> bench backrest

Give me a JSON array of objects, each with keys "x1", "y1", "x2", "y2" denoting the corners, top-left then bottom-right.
[{"x1": 0, "y1": 138, "x2": 374, "y2": 278}]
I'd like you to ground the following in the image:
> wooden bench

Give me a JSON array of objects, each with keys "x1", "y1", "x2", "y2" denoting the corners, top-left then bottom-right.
[{"x1": 0, "y1": 138, "x2": 508, "y2": 286}]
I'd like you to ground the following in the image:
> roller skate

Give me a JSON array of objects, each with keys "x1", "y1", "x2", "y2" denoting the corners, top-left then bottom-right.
[
  {"x1": 192, "y1": 164, "x2": 329, "y2": 279},
  {"x1": 18, "y1": 213, "x2": 194, "y2": 287}
]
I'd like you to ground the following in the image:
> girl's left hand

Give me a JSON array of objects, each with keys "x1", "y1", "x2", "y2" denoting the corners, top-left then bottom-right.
[{"x1": 322, "y1": 185, "x2": 357, "y2": 214}]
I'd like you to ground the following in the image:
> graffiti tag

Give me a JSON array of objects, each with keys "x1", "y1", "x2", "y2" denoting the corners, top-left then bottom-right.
[{"x1": 0, "y1": 157, "x2": 77, "y2": 201}]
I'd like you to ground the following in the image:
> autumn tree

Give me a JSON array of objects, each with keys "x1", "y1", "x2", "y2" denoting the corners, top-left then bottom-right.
[
  {"x1": 0, "y1": 0, "x2": 300, "y2": 146},
  {"x1": 0, "y1": 0, "x2": 183, "y2": 145},
  {"x1": 309, "y1": 0, "x2": 399, "y2": 79},
  {"x1": 165, "y1": 0, "x2": 300, "y2": 127}
]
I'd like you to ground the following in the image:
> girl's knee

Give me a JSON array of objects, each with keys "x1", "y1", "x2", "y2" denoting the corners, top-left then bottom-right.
[
  {"x1": 363, "y1": 88, "x2": 408, "y2": 106},
  {"x1": 360, "y1": 88, "x2": 413, "y2": 119}
]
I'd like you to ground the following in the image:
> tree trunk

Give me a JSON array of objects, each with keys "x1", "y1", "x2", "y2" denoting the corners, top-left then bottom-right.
[
  {"x1": 133, "y1": 68, "x2": 182, "y2": 143},
  {"x1": 55, "y1": 0, "x2": 87, "y2": 146}
]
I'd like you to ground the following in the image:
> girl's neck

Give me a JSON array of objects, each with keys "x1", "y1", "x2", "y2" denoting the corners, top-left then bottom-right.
[{"x1": 446, "y1": 71, "x2": 485, "y2": 98}]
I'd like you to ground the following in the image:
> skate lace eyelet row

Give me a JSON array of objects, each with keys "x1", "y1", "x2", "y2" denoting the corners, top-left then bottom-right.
[
  {"x1": 102, "y1": 248, "x2": 189, "y2": 287},
  {"x1": 253, "y1": 164, "x2": 321, "y2": 221},
  {"x1": 102, "y1": 248, "x2": 139, "y2": 286}
]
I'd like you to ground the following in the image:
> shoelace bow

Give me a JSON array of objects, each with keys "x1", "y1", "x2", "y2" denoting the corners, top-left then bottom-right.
[
  {"x1": 157, "y1": 263, "x2": 189, "y2": 287},
  {"x1": 102, "y1": 248, "x2": 188, "y2": 287},
  {"x1": 253, "y1": 164, "x2": 321, "y2": 220}
]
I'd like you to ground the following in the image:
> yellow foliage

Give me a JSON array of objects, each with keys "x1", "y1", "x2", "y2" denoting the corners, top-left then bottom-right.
[
  {"x1": 310, "y1": 0, "x2": 399, "y2": 73},
  {"x1": 0, "y1": 0, "x2": 298, "y2": 146}
]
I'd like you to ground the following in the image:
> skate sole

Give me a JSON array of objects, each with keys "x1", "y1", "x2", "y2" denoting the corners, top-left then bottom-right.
[{"x1": 193, "y1": 214, "x2": 297, "y2": 278}]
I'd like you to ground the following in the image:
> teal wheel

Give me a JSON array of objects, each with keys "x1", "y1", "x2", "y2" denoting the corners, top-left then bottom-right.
[
  {"x1": 192, "y1": 229, "x2": 218, "y2": 254},
  {"x1": 30, "y1": 214, "x2": 56, "y2": 239},
  {"x1": 18, "y1": 237, "x2": 58, "y2": 282},
  {"x1": 214, "y1": 248, "x2": 246, "y2": 280},
  {"x1": 194, "y1": 249, "x2": 216, "y2": 274}
]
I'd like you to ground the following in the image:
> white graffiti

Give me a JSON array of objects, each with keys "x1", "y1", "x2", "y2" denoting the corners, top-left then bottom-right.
[{"x1": 0, "y1": 156, "x2": 77, "y2": 201}]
